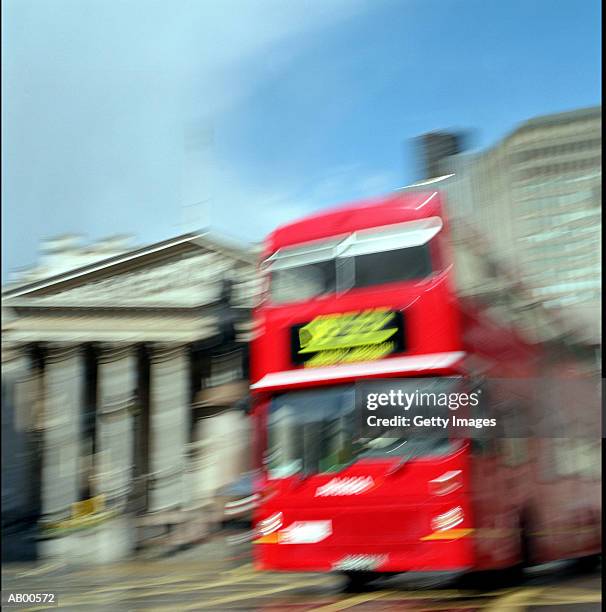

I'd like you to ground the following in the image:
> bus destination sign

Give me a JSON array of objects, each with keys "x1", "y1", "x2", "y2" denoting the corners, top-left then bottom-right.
[{"x1": 290, "y1": 308, "x2": 405, "y2": 368}]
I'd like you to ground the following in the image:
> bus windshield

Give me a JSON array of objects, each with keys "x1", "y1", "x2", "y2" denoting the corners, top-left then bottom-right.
[
  {"x1": 266, "y1": 380, "x2": 458, "y2": 479},
  {"x1": 267, "y1": 218, "x2": 442, "y2": 304},
  {"x1": 270, "y1": 244, "x2": 433, "y2": 304}
]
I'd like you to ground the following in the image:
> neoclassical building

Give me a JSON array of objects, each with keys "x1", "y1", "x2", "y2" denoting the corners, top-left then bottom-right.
[{"x1": 2, "y1": 232, "x2": 259, "y2": 562}]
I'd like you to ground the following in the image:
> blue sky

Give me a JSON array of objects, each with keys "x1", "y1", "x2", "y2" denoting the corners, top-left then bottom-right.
[{"x1": 2, "y1": 0, "x2": 601, "y2": 279}]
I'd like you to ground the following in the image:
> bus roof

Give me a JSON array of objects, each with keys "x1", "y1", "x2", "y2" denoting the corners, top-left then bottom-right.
[{"x1": 266, "y1": 189, "x2": 445, "y2": 254}]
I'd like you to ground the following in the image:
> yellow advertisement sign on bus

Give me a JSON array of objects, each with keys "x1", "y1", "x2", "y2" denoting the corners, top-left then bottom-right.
[{"x1": 291, "y1": 308, "x2": 404, "y2": 367}]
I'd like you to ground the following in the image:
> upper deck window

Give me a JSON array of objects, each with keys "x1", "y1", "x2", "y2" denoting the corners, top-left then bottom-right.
[
  {"x1": 266, "y1": 236, "x2": 342, "y2": 304},
  {"x1": 266, "y1": 217, "x2": 442, "y2": 304},
  {"x1": 353, "y1": 246, "x2": 432, "y2": 288},
  {"x1": 271, "y1": 260, "x2": 336, "y2": 304}
]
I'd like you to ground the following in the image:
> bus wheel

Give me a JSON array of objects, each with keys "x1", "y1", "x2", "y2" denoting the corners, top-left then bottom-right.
[
  {"x1": 457, "y1": 568, "x2": 521, "y2": 590},
  {"x1": 575, "y1": 554, "x2": 601, "y2": 573},
  {"x1": 342, "y1": 571, "x2": 377, "y2": 592},
  {"x1": 519, "y1": 519, "x2": 532, "y2": 569},
  {"x1": 499, "y1": 517, "x2": 533, "y2": 585}
]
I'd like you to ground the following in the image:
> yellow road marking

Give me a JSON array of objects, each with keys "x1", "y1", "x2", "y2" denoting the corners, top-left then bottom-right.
[
  {"x1": 413, "y1": 603, "x2": 493, "y2": 611},
  {"x1": 381, "y1": 589, "x2": 490, "y2": 600},
  {"x1": 88, "y1": 573, "x2": 207, "y2": 593},
  {"x1": 178, "y1": 578, "x2": 331, "y2": 610},
  {"x1": 20, "y1": 569, "x2": 273, "y2": 610},
  {"x1": 24, "y1": 565, "x2": 314, "y2": 608},
  {"x1": 16, "y1": 561, "x2": 65, "y2": 578},
  {"x1": 95, "y1": 572, "x2": 332, "y2": 606},
  {"x1": 311, "y1": 590, "x2": 395, "y2": 611},
  {"x1": 102, "y1": 571, "x2": 271, "y2": 601},
  {"x1": 225, "y1": 561, "x2": 255, "y2": 575},
  {"x1": 359, "y1": 587, "x2": 602, "y2": 608},
  {"x1": 536, "y1": 587, "x2": 602, "y2": 604},
  {"x1": 80, "y1": 564, "x2": 255, "y2": 594},
  {"x1": 484, "y1": 587, "x2": 546, "y2": 610},
  {"x1": 65, "y1": 560, "x2": 255, "y2": 590}
]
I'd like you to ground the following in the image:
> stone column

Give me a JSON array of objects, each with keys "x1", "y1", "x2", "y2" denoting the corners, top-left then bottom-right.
[
  {"x1": 95, "y1": 344, "x2": 136, "y2": 509},
  {"x1": 2, "y1": 345, "x2": 32, "y2": 428},
  {"x1": 188, "y1": 418, "x2": 219, "y2": 502},
  {"x1": 212, "y1": 410, "x2": 250, "y2": 488},
  {"x1": 187, "y1": 409, "x2": 251, "y2": 499},
  {"x1": 148, "y1": 344, "x2": 189, "y2": 512},
  {"x1": 2, "y1": 346, "x2": 32, "y2": 516},
  {"x1": 40, "y1": 344, "x2": 84, "y2": 524}
]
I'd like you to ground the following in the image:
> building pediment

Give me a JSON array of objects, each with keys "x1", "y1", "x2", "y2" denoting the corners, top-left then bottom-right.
[
  {"x1": 2, "y1": 232, "x2": 259, "y2": 344},
  {"x1": 8, "y1": 253, "x2": 223, "y2": 308},
  {"x1": 3, "y1": 233, "x2": 259, "y2": 309}
]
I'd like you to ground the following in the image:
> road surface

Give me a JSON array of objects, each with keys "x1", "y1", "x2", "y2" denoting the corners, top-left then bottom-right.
[{"x1": 2, "y1": 534, "x2": 600, "y2": 611}]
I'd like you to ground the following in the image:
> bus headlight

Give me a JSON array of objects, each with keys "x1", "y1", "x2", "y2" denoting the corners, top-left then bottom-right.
[
  {"x1": 279, "y1": 520, "x2": 332, "y2": 544},
  {"x1": 431, "y1": 506, "x2": 464, "y2": 532}
]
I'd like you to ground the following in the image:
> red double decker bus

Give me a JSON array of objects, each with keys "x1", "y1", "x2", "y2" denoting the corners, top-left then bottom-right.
[{"x1": 249, "y1": 180, "x2": 600, "y2": 585}]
